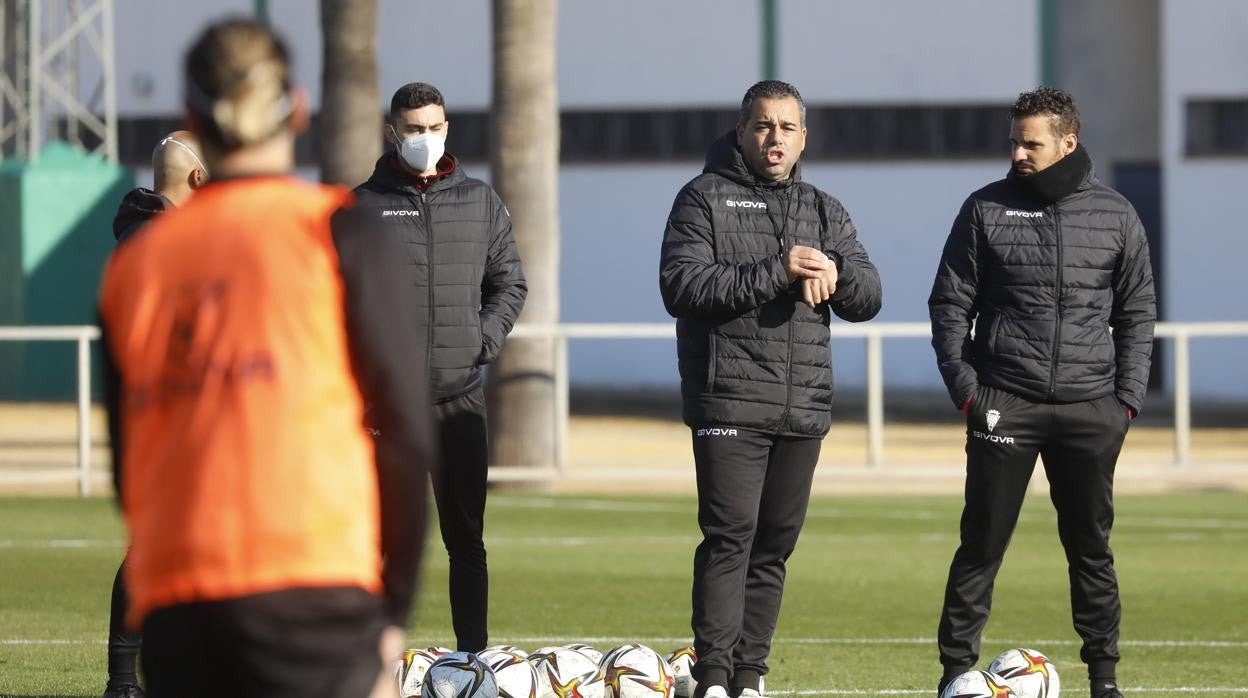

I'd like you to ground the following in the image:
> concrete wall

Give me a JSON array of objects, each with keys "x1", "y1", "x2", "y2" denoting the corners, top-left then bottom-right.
[
  {"x1": 106, "y1": 0, "x2": 1036, "y2": 113},
  {"x1": 1160, "y1": 0, "x2": 1248, "y2": 399},
  {"x1": 95, "y1": 2, "x2": 1248, "y2": 400},
  {"x1": 1055, "y1": 0, "x2": 1161, "y2": 171}
]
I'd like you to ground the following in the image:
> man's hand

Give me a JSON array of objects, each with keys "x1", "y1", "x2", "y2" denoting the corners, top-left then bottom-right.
[
  {"x1": 379, "y1": 624, "x2": 405, "y2": 662},
  {"x1": 800, "y1": 259, "x2": 839, "y2": 308},
  {"x1": 783, "y1": 245, "x2": 829, "y2": 283},
  {"x1": 370, "y1": 625, "x2": 406, "y2": 698}
]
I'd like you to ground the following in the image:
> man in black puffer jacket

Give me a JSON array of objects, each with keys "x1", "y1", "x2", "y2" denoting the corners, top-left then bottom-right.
[
  {"x1": 103, "y1": 130, "x2": 206, "y2": 698},
  {"x1": 929, "y1": 87, "x2": 1155, "y2": 698},
  {"x1": 342, "y1": 82, "x2": 526, "y2": 652},
  {"x1": 660, "y1": 80, "x2": 881, "y2": 698},
  {"x1": 112, "y1": 131, "x2": 206, "y2": 246}
]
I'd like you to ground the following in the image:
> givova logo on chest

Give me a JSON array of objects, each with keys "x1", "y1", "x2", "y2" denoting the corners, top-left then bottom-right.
[{"x1": 726, "y1": 199, "x2": 768, "y2": 210}]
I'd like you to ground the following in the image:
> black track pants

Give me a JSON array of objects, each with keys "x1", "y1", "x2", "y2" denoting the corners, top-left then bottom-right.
[
  {"x1": 430, "y1": 388, "x2": 489, "y2": 652},
  {"x1": 107, "y1": 554, "x2": 142, "y2": 688},
  {"x1": 938, "y1": 386, "x2": 1130, "y2": 673},
  {"x1": 690, "y1": 427, "x2": 821, "y2": 686}
]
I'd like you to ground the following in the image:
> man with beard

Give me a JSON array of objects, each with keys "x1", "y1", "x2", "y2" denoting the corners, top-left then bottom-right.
[{"x1": 929, "y1": 87, "x2": 1156, "y2": 698}]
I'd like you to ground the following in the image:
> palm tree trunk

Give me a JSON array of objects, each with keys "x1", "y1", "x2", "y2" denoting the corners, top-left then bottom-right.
[
  {"x1": 318, "y1": 0, "x2": 379, "y2": 186},
  {"x1": 489, "y1": 0, "x2": 560, "y2": 472}
]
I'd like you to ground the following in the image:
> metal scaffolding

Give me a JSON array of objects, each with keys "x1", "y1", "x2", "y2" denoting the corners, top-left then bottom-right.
[{"x1": 0, "y1": 0, "x2": 115, "y2": 163}]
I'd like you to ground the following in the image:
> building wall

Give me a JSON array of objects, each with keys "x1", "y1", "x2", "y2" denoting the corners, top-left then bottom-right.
[
  {"x1": 108, "y1": 1, "x2": 1036, "y2": 113},
  {"x1": 1055, "y1": 0, "x2": 1161, "y2": 171},
  {"x1": 1160, "y1": 0, "x2": 1248, "y2": 398},
  {"x1": 99, "y1": 2, "x2": 1248, "y2": 399}
]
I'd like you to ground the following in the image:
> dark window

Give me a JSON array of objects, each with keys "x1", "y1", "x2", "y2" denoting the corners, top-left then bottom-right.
[
  {"x1": 1186, "y1": 98, "x2": 1248, "y2": 156},
  {"x1": 101, "y1": 103, "x2": 1014, "y2": 168}
]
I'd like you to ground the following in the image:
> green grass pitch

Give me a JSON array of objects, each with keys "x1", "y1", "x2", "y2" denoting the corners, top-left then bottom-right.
[{"x1": 1, "y1": 491, "x2": 1246, "y2": 696}]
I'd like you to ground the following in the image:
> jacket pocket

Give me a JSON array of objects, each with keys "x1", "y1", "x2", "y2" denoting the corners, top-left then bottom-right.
[
  {"x1": 987, "y1": 314, "x2": 1003, "y2": 355},
  {"x1": 706, "y1": 333, "x2": 718, "y2": 394}
]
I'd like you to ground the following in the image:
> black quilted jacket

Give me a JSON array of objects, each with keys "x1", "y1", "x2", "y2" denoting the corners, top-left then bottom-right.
[
  {"x1": 660, "y1": 132, "x2": 882, "y2": 437},
  {"x1": 350, "y1": 152, "x2": 527, "y2": 402},
  {"x1": 928, "y1": 162, "x2": 1156, "y2": 413}
]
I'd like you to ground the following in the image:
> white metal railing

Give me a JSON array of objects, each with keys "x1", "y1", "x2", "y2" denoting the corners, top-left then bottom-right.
[
  {"x1": 1, "y1": 322, "x2": 1246, "y2": 494},
  {"x1": 0, "y1": 325, "x2": 101, "y2": 495},
  {"x1": 507, "y1": 321, "x2": 1248, "y2": 473}
]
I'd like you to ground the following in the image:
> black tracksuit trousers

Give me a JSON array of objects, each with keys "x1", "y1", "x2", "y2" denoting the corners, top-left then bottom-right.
[
  {"x1": 690, "y1": 427, "x2": 821, "y2": 691},
  {"x1": 107, "y1": 554, "x2": 142, "y2": 689},
  {"x1": 430, "y1": 388, "x2": 490, "y2": 652},
  {"x1": 938, "y1": 385, "x2": 1130, "y2": 680}
]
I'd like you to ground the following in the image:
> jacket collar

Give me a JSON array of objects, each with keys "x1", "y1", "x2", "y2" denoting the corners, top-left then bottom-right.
[
  {"x1": 367, "y1": 150, "x2": 466, "y2": 195},
  {"x1": 703, "y1": 130, "x2": 801, "y2": 190},
  {"x1": 1006, "y1": 143, "x2": 1096, "y2": 205}
]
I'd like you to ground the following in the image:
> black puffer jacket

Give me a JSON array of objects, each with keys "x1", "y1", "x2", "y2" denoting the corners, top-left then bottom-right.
[
  {"x1": 112, "y1": 188, "x2": 172, "y2": 246},
  {"x1": 350, "y1": 152, "x2": 527, "y2": 402},
  {"x1": 660, "y1": 132, "x2": 882, "y2": 437},
  {"x1": 928, "y1": 156, "x2": 1155, "y2": 413}
]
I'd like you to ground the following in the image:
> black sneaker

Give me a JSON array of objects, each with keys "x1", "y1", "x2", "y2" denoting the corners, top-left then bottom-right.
[
  {"x1": 103, "y1": 684, "x2": 145, "y2": 698},
  {"x1": 1092, "y1": 681, "x2": 1123, "y2": 698}
]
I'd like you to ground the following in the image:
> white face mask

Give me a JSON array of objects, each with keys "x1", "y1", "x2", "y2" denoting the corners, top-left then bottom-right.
[{"x1": 393, "y1": 128, "x2": 445, "y2": 173}]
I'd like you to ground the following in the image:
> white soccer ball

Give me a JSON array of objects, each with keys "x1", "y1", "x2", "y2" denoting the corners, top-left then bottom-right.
[
  {"x1": 988, "y1": 648, "x2": 1061, "y2": 698},
  {"x1": 487, "y1": 652, "x2": 541, "y2": 698},
  {"x1": 665, "y1": 646, "x2": 697, "y2": 698},
  {"x1": 565, "y1": 643, "x2": 605, "y2": 665},
  {"x1": 422, "y1": 651, "x2": 499, "y2": 698},
  {"x1": 479, "y1": 648, "x2": 521, "y2": 671},
  {"x1": 397, "y1": 648, "x2": 444, "y2": 698},
  {"x1": 484, "y1": 645, "x2": 530, "y2": 659},
  {"x1": 940, "y1": 670, "x2": 1017, "y2": 698},
  {"x1": 603, "y1": 644, "x2": 675, "y2": 698},
  {"x1": 531, "y1": 647, "x2": 602, "y2": 698}
]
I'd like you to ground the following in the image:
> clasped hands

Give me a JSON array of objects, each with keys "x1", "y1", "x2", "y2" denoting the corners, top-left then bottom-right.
[{"x1": 784, "y1": 245, "x2": 838, "y2": 308}]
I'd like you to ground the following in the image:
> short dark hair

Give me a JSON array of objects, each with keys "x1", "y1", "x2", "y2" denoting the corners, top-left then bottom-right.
[
  {"x1": 739, "y1": 80, "x2": 806, "y2": 126},
  {"x1": 1011, "y1": 86, "x2": 1081, "y2": 137},
  {"x1": 390, "y1": 82, "x2": 445, "y2": 122}
]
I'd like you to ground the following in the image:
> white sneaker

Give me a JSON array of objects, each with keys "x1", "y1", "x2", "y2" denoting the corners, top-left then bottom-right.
[
  {"x1": 702, "y1": 687, "x2": 730, "y2": 698},
  {"x1": 738, "y1": 689, "x2": 764, "y2": 698}
]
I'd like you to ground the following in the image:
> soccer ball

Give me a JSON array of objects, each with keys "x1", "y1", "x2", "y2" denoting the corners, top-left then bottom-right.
[
  {"x1": 422, "y1": 651, "x2": 499, "y2": 698},
  {"x1": 428, "y1": 646, "x2": 455, "y2": 656},
  {"x1": 531, "y1": 647, "x2": 602, "y2": 698},
  {"x1": 479, "y1": 648, "x2": 524, "y2": 671},
  {"x1": 397, "y1": 648, "x2": 445, "y2": 698},
  {"x1": 565, "y1": 642, "x2": 605, "y2": 665},
  {"x1": 665, "y1": 646, "x2": 697, "y2": 698},
  {"x1": 939, "y1": 670, "x2": 1017, "y2": 698},
  {"x1": 487, "y1": 652, "x2": 540, "y2": 698},
  {"x1": 603, "y1": 644, "x2": 675, "y2": 698},
  {"x1": 484, "y1": 645, "x2": 530, "y2": 659},
  {"x1": 988, "y1": 648, "x2": 1061, "y2": 698}
]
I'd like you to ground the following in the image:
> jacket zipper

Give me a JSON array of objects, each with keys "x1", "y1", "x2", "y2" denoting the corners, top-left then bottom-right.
[
  {"x1": 1047, "y1": 207, "x2": 1063, "y2": 399},
  {"x1": 773, "y1": 185, "x2": 796, "y2": 428},
  {"x1": 419, "y1": 191, "x2": 434, "y2": 378}
]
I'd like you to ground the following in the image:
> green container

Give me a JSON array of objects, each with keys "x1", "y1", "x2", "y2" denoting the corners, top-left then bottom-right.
[{"x1": 0, "y1": 142, "x2": 134, "y2": 400}]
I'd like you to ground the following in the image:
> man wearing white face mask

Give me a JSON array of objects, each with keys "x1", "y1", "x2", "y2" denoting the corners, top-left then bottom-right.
[{"x1": 343, "y1": 82, "x2": 527, "y2": 652}]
